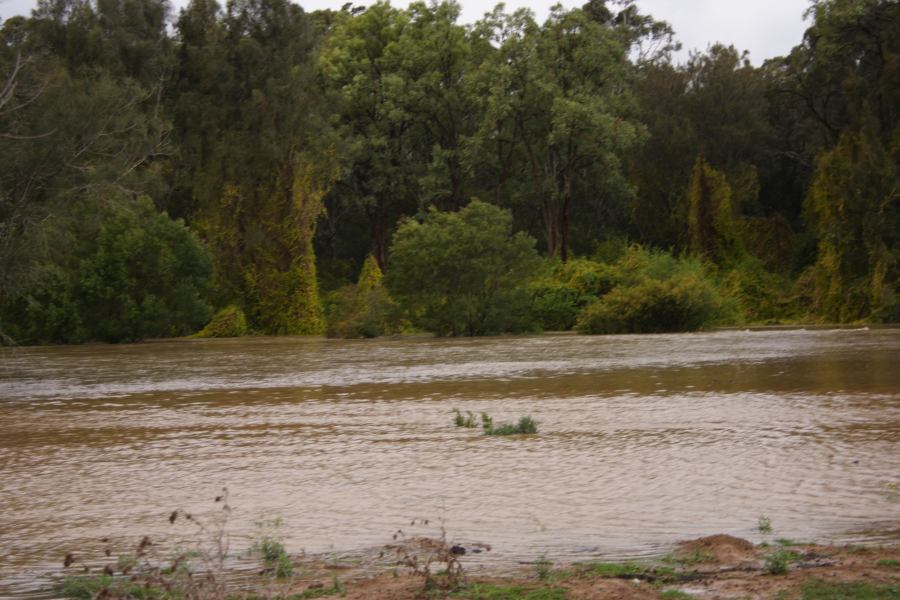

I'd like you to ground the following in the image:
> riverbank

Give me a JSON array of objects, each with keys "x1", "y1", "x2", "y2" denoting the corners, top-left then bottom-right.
[{"x1": 57, "y1": 534, "x2": 900, "y2": 599}]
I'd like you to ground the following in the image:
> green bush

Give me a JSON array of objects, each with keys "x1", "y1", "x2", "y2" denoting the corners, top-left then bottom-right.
[
  {"x1": 1, "y1": 201, "x2": 213, "y2": 344},
  {"x1": 576, "y1": 274, "x2": 723, "y2": 334},
  {"x1": 386, "y1": 201, "x2": 541, "y2": 336},
  {"x1": 325, "y1": 255, "x2": 399, "y2": 338},
  {"x1": 720, "y1": 258, "x2": 790, "y2": 323},
  {"x1": 529, "y1": 259, "x2": 620, "y2": 330},
  {"x1": 194, "y1": 305, "x2": 248, "y2": 338}
]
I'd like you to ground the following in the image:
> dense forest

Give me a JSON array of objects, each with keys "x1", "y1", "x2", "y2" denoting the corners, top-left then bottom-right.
[{"x1": 0, "y1": 0, "x2": 897, "y2": 343}]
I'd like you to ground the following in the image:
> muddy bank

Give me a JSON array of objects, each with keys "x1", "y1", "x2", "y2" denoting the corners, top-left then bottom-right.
[
  {"x1": 276, "y1": 535, "x2": 900, "y2": 599},
  {"x1": 56, "y1": 533, "x2": 900, "y2": 599}
]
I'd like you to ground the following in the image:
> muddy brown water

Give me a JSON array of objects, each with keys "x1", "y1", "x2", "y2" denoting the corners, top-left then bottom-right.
[{"x1": 1, "y1": 329, "x2": 899, "y2": 597}]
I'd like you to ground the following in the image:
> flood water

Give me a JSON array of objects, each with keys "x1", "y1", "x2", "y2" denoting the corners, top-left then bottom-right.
[{"x1": 1, "y1": 329, "x2": 899, "y2": 597}]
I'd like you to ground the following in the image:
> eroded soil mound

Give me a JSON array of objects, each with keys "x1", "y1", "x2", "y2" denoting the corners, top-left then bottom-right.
[{"x1": 674, "y1": 534, "x2": 758, "y2": 564}]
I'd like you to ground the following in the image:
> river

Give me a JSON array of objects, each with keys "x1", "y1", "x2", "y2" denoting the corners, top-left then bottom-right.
[{"x1": 1, "y1": 329, "x2": 899, "y2": 597}]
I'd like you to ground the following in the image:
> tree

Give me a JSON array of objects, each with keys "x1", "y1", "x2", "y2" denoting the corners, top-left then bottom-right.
[
  {"x1": 170, "y1": 0, "x2": 332, "y2": 334},
  {"x1": 386, "y1": 200, "x2": 541, "y2": 336},
  {"x1": 805, "y1": 121, "x2": 899, "y2": 322},
  {"x1": 1, "y1": 200, "x2": 213, "y2": 344},
  {"x1": 687, "y1": 157, "x2": 743, "y2": 266},
  {"x1": 476, "y1": 5, "x2": 643, "y2": 260}
]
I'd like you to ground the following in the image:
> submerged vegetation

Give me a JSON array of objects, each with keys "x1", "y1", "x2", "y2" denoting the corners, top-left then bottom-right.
[
  {"x1": 453, "y1": 411, "x2": 539, "y2": 436},
  {"x1": 1, "y1": 0, "x2": 897, "y2": 345}
]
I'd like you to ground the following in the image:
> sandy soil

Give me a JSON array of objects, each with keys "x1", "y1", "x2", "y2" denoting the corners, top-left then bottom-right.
[{"x1": 272, "y1": 534, "x2": 900, "y2": 599}]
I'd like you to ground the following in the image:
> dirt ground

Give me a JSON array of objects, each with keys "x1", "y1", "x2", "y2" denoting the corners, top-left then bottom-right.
[{"x1": 275, "y1": 534, "x2": 900, "y2": 599}]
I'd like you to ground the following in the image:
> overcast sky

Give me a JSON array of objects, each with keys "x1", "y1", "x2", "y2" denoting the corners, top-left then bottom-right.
[{"x1": 0, "y1": 0, "x2": 812, "y2": 64}]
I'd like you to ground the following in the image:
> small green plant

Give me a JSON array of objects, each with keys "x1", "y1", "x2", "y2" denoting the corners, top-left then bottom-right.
[
  {"x1": 877, "y1": 558, "x2": 900, "y2": 568},
  {"x1": 757, "y1": 515, "x2": 773, "y2": 534},
  {"x1": 480, "y1": 413, "x2": 538, "y2": 436},
  {"x1": 59, "y1": 490, "x2": 232, "y2": 599},
  {"x1": 764, "y1": 549, "x2": 795, "y2": 575},
  {"x1": 251, "y1": 519, "x2": 293, "y2": 578},
  {"x1": 481, "y1": 413, "x2": 493, "y2": 433},
  {"x1": 453, "y1": 409, "x2": 478, "y2": 428},
  {"x1": 534, "y1": 555, "x2": 553, "y2": 581}
]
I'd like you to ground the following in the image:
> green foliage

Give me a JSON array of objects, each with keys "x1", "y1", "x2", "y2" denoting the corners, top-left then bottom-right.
[
  {"x1": 534, "y1": 556, "x2": 553, "y2": 581},
  {"x1": 720, "y1": 258, "x2": 791, "y2": 323},
  {"x1": 485, "y1": 416, "x2": 538, "y2": 436},
  {"x1": 251, "y1": 520, "x2": 293, "y2": 578},
  {"x1": 453, "y1": 409, "x2": 478, "y2": 428},
  {"x1": 326, "y1": 255, "x2": 399, "y2": 338},
  {"x1": 59, "y1": 574, "x2": 165, "y2": 599},
  {"x1": 2, "y1": 202, "x2": 213, "y2": 344},
  {"x1": 576, "y1": 274, "x2": 723, "y2": 335},
  {"x1": 687, "y1": 157, "x2": 743, "y2": 266},
  {"x1": 797, "y1": 580, "x2": 900, "y2": 600},
  {"x1": 529, "y1": 259, "x2": 620, "y2": 331},
  {"x1": 758, "y1": 515, "x2": 773, "y2": 534},
  {"x1": 584, "y1": 562, "x2": 641, "y2": 577},
  {"x1": 194, "y1": 305, "x2": 248, "y2": 338},
  {"x1": 877, "y1": 559, "x2": 900, "y2": 568},
  {"x1": 386, "y1": 201, "x2": 541, "y2": 336},
  {"x1": 804, "y1": 124, "x2": 899, "y2": 323},
  {"x1": 763, "y1": 550, "x2": 796, "y2": 575}
]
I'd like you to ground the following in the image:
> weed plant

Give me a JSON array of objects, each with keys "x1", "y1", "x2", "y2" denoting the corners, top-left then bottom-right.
[
  {"x1": 479, "y1": 413, "x2": 538, "y2": 436},
  {"x1": 59, "y1": 489, "x2": 233, "y2": 599},
  {"x1": 251, "y1": 519, "x2": 293, "y2": 578},
  {"x1": 388, "y1": 519, "x2": 466, "y2": 592},
  {"x1": 757, "y1": 515, "x2": 773, "y2": 534},
  {"x1": 533, "y1": 555, "x2": 553, "y2": 581},
  {"x1": 453, "y1": 409, "x2": 478, "y2": 428},
  {"x1": 764, "y1": 549, "x2": 798, "y2": 575}
]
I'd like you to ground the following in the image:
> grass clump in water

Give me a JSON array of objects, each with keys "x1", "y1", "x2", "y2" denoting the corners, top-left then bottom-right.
[
  {"x1": 481, "y1": 413, "x2": 538, "y2": 436},
  {"x1": 757, "y1": 515, "x2": 773, "y2": 534},
  {"x1": 453, "y1": 409, "x2": 479, "y2": 428}
]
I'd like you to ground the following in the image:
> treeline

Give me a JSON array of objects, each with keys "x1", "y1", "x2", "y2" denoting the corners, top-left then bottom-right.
[{"x1": 0, "y1": 0, "x2": 897, "y2": 343}]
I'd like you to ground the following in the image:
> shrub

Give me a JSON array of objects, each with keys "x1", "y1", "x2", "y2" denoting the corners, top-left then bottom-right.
[
  {"x1": 764, "y1": 549, "x2": 795, "y2": 575},
  {"x1": 1, "y1": 201, "x2": 213, "y2": 344},
  {"x1": 386, "y1": 201, "x2": 541, "y2": 336},
  {"x1": 194, "y1": 305, "x2": 248, "y2": 338},
  {"x1": 720, "y1": 258, "x2": 790, "y2": 323},
  {"x1": 529, "y1": 259, "x2": 619, "y2": 330},
  {"x1": 325, "y1": 255, "x2": 399, "y2": 338},
  {"x1": 576, "y1": 274, "x2": 723, "y2": 334}
]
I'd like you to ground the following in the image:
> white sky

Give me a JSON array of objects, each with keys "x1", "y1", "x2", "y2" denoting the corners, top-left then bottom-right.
[{"x1": 1, "y1": 0, "x2": 812, "y2": 64}]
